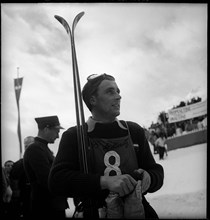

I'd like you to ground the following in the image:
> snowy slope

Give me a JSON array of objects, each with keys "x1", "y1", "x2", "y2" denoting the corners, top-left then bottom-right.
[
  {"x1": 148, "y1": 143, "x2": 207, "y2": 196},
  {"x1": 146, "y1": 143, "x2": 207, "y2": 218},
  {"x1": 66, "y1": 143, "x2": 207, "y2": 218}
]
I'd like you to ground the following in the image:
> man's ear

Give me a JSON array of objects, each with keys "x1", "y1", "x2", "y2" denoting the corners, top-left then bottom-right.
[
  {"x1": 90, "y1": 96, "x2": 96, "y2": 106},
  {"x1": 43, "y1": 127, "x2": 49, "y2": 132}
]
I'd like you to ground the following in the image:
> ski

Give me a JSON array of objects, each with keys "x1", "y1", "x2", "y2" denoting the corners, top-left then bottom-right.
[{"x1": 54, "y1": 12, "x2": 89, "y2": 175}]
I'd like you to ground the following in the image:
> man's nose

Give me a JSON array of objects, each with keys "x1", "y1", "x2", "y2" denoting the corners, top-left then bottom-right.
[{"x1": 116, "y1": 93, "x2": 121, "y2": 100}]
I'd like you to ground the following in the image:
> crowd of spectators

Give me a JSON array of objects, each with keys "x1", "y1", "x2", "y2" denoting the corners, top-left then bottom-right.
[{"x1": 145, "y1": 97, "x2": 207, "y2": 154}]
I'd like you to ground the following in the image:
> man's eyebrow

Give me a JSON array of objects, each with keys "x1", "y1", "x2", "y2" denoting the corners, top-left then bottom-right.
[{"x1": 105, "y1": 86, "x2": 120, "y2": 93}]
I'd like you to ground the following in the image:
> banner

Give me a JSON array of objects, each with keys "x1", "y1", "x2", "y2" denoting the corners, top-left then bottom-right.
[
  {"x1": 14, "y1": 77, "x2": 23, "y2": 158},
  {"x1": 168, "y1": 100, "x2": 207, "y2": 123},
  {"x1": 14, "y1": 77, "x2": 23, "y2": 105}
]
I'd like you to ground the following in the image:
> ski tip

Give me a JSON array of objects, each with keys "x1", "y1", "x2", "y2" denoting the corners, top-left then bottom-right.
[
  {"x1": 54, "y1": 15, "x2": 70, "y2": 34},
  {"x1": 54, "y1": 15, "x2": 67, "y2": 26},
  {"x1": 74, "y1": 12, "x2": 85, "y2": 24},
  {"x1": 54, "y1": 15, "x2": 60, "y2": 21},
  {"x1": 80, "y1": 12, "x2": 85, "y2": 17},
  {"x1": 54, "y1": 15, "x2": 61, "y2": 19}
]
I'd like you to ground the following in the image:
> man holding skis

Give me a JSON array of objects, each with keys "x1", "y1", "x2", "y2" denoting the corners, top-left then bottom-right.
[{"x1": 49, "y1": 74, "x2": 164, "y2": 218}]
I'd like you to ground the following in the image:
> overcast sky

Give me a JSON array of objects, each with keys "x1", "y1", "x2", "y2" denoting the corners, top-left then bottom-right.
[{"x1": 1, "y1": 3, "x2": 207, "y2": 163}]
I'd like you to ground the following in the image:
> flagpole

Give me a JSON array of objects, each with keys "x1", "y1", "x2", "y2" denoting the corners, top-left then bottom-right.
[{"x1": 15, "y1": 67, "x2": 23, "y2": 159}]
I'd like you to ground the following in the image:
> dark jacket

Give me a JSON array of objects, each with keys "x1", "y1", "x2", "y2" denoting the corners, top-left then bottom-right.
[
  {"x1": 23, "y1": 137, "x2": 68, "y2": 218},
  {"x1": 10, "y1": 159, "x2": 29, "y2": 199},
  {"x1": 49, "y1": 121, "x2": 164, "y2": 218}
]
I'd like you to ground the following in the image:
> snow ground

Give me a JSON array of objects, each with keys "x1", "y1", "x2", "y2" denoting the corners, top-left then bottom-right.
[
  {"x1": 66, "y1": 143, "x2": 207, "y2": 218},
  {"x1": 147, "y1": 143, "x2": 207, "y2": 219}
]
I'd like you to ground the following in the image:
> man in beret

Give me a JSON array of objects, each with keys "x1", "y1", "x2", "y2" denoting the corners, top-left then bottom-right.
[
  {"x1": 49, "y1": 75, "x2": 164, "y2": 218},
  {"x1": 23, "y1": 116, "x2": 69, "y2": 219}
]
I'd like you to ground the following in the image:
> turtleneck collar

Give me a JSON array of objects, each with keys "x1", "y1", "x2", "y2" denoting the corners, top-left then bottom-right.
[
  {"x1": 35, "y1": 137, "x2": 48, "y2": 145},
  {"x1": 86, "y1": 116, "x2": 127, "y2": 132}
]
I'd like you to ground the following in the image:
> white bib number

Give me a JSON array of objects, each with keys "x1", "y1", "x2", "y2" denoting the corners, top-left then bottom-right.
[{"x1": 104, "y1": 151, "x2": 121, "y2": 176}]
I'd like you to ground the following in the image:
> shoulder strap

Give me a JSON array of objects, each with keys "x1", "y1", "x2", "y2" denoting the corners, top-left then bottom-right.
[{"x1": 120, "y1": 120, "x2": 141, "y2": 167}]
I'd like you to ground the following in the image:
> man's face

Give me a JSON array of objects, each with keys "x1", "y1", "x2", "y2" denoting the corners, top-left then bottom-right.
[
  {"x1": 4, "y1": 161, "x2": 14, "y2": 174},
  {"x1": 45, "y1": 127, "x2": 60, "y2": 143},
  {"x1": 91, "y1": 80, "x2": 121, "y2": 121}
]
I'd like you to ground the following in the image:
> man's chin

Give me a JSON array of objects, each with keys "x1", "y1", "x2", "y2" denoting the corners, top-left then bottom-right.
[{"x1": 115, "y1": 111, "x2": 120, "y2": 117}]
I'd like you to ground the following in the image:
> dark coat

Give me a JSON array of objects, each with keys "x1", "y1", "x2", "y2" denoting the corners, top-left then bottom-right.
[
  {"x1": 23, "y1": 137, "x2": 68, "y2": 218},
  {"x1": 49, "y1": 121, "x2": 164, "y2": 218},
  {"x1": 10, "y1": 158, "x2": 31, "y2": 217},
  {"x1": 10, "y1": 159, "x2": 30, "y2": 199}
]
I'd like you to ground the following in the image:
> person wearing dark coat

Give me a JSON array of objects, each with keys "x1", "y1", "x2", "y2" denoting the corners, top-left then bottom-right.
[
  {"x1": 10, "y1": 136, "x2": 34, "y2": 218},
  {"x1": 1, "y1": 167, "x2": 13, "y2": 218},
  {"x1": 23, "y1": 116, "x2": 69, "y2": 219},
  {"x1": 48, "y1": 74, "x2": 164, "y2": 218}
]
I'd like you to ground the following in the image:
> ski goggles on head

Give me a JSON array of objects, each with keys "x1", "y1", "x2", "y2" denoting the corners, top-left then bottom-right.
[{"x1": 87, "y1": 73, "x2": 115, "y2": 81}]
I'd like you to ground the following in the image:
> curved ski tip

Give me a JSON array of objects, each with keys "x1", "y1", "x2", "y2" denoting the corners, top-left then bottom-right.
[
  {"x1": 54, "y1": 15, "x2": 66, "y2": 24},
  {"x1": 78, "y1": 11, "x2": 85, "y2": 17},
  {"x1": 54, "y1": 15, "x2": 61, "y2": 19}
]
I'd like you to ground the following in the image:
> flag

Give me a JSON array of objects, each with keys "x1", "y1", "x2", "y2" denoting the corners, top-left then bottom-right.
[{"x1": 14, "y1": 77, "x2": 23, "y2": 158}]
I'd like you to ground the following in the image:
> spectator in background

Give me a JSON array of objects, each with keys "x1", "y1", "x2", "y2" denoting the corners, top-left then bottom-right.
[
  {"x1": 3, "y1": 160, "x2": 14, "y2": 206},
  {"x1": 2, "y1": 160, "x2": 14, "y2": 217},
  {"x1": 2, "y1": 167, "x2": 13, "y2": 217},
  {"x1": 149, "y1": 131, "x2": 158, "y2": 154},
  {"x1": 185, "y1": 120, "x2": 194, "y2": 132},
  {"x1": 201, "y1": 116, "x2": 207, "y2": 128},
  {"x1": 2, "y1": 167, "x2": 12, "y2": 203},
  {"x1": 3, "y1": 160, "x2": 14, "y2": 183},
  {"x1": 192, "y1": 119, "x2": 198, "y2": 130},
  {"x1": 197, "y1": 120, "x2": 203, "y2": 130},
  {"x1": 10, "y1": 136, "x2": 34, "y2": 218},
  {"x1": 155, "y1": 132, "x2": 167, "y2": 160},
  {"x1": 23, "y1": 116, "x2": 69, "y2": 219}
]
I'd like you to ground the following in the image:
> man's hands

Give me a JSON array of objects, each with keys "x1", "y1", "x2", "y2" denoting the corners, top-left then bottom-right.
[
  {"x1": 100, "y1": 174, "x2": 137, "y2": 197},
  {"x1": 133, "y1": 169, "x2": 151, "y2": 193},
  {"x1": 100, "y1": 168, "x2": 151, "y2": 196}
]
